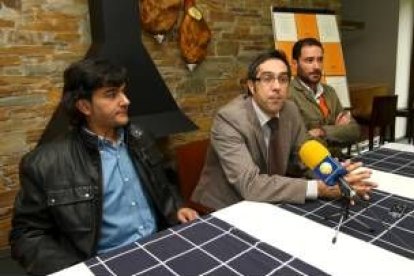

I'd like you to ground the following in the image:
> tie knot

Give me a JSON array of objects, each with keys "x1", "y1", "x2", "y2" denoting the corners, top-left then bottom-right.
[{"x1": 267, "y1": 117, "x2": 279, "y2": 131}]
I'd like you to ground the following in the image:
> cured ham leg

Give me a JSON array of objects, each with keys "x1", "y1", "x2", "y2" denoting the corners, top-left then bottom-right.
[
  {"x1": 140, "y1": 0, "x2": 181, "y2": 43},
  {"x1": 178, "y1": 0, "x2": 211, "y2": 71}
]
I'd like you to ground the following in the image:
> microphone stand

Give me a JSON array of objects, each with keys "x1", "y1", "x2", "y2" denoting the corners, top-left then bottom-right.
[
  {"x1": 355, "y1": 195, "x2": 414, "y2": 253},
  {"x1": 326, "y1": 179, "x2": 374, "y2": 244},
  {"x1": 328, "y1": 181, "x2": 414, "y2": 255}
]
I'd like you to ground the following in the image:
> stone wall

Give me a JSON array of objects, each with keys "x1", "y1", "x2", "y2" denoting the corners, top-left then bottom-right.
[
  {"x1": 0, "y1": 0, "x2": 90, "y2": 249},
  {"x1": 0, "y1": 0, "x2": 340, "y2": 249}
]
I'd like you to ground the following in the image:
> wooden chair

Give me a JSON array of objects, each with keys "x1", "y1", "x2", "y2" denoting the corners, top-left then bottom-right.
[
  {"x1": 175, "y1": 139, "x2": 214, "y2": 215},
  {"x1": 355, "y1": 95, "x2": 398, "y2": 151}
]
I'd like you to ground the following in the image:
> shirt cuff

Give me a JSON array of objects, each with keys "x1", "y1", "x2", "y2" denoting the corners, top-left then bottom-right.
[{"x1": 306, "y1": 180, "x2": 318, "y2": 199}]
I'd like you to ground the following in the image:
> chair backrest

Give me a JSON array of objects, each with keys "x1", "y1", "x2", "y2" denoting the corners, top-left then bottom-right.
[
  {"x1": 175, "y1": 139, "x2": 210, "y2": 201},
  {"x1": 370, "y1": 95, "x2": 398, "y2": 127},
  {"x1": 349, "y1": 83, "x2": 390, "y2": 120}
]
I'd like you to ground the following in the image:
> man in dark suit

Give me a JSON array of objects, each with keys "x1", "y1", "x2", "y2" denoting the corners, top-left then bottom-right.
[{"x1": 192, "y1": 50, "x2": 375, "y2": 210}]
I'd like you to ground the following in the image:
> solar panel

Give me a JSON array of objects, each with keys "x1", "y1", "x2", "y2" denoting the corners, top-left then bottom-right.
[
  {"x1": 84, "y1": 216, "x2": 329, "y2": 276},
  {"x1": 280, "y1": 189, "x2": 414, "y2": 259},
  {"x1": 352, "y1": 148, "x2": 414, "y2": 178}
]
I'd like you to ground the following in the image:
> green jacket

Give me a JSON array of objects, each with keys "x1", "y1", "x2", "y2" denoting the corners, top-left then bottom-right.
[{"x1": 289, "y1": 77, "x2": 360, "y2": 153}]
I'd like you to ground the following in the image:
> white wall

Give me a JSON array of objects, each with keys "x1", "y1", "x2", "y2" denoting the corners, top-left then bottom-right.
[
  {"x1": 341, "y1": 0, "x2": 399, "y2": 89},
  {"x1": 342, "y1": 0, "x2": 414, "y2": 139},
  {"x1": 395, "y1": 0, "x2": 414, "y2": 138}
]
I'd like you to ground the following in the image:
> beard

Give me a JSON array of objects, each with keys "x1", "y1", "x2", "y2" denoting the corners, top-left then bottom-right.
[{"x1": 297, "y1": 66, "x2": 322, "y2": 86}]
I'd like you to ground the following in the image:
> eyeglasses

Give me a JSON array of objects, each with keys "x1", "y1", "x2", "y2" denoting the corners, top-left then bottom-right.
[{"x1": 254, "y1": 73, "x2": 290, "y2": 86}]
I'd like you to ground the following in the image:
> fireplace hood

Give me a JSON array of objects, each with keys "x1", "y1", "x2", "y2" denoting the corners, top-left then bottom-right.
[{"x1": 39, "y1": 0, "x2": 197, "y2": 144}]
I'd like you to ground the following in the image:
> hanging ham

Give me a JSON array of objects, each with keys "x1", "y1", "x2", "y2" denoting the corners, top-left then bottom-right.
[
  {"x1": 178, "y1": 0, "x2": 211, "y2": 71},
  {"x1": 140, "y1": 0, "x2": 181, "y2": 43}
]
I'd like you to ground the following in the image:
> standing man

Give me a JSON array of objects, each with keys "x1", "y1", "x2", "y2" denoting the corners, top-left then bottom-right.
[
  {"x1": 191, "y1": 50, "x2": 374, "y2": 210},
  {"x1": 10, "y1": 58, "x2": 198, "y2": 275},
  {"x1": 289, "y1": 37, "x2": 360, "y2": 158}
]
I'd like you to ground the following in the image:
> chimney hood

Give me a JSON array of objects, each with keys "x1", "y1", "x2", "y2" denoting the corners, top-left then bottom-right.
[{"x1": 39, "y1": 0, "x2": 197, "y2": 144}]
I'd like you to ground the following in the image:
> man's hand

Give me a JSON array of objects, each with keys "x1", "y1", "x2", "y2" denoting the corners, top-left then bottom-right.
[
  {"x1": 342, "y1": 160, "x2": 377, "y2": 200},
  {"x1": 335, "y1": 111, "x2": 351, "y2": 125},
  {"x1": 317, "y1": 160, "x2": 378, "y2": 202},
  {"x1": 317, "y1": 180, "x2": 341, "y2": 199},
  {"x1": 177, "y1": 207, "x2": 199, "y2": 223},
  {"x1": 308, "y1": 128, "x2": 325, "y2": 138}
]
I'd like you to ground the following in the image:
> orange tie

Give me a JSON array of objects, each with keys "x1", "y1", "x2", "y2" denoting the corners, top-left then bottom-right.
[{"x1": 318, "y1": 95, "x2": 329, "y2": 118}]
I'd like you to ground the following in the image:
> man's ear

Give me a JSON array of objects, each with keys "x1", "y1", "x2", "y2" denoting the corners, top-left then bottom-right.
[
  {"x1": 247, "y1": 80, "x2": 255, "y2": 95},
  {"x1": 75, "y1": 99, "x2": 91, "y2": 116}
]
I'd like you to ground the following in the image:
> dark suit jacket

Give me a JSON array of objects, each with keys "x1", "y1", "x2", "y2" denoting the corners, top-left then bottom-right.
[{"x1": 192, "y1": 95, "x2": 309, "y2": 210}]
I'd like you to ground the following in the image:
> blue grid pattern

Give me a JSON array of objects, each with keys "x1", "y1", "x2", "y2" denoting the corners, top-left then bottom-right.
[
  {"x1": 352, "y1": 148, "x2": 414, "y2": 178},
  {"x1": 280, "y1": 190, "x2": 414, "y2": 259},
  {"x1": 85, "y1": 216, "x2": 329, "y2": 276}
]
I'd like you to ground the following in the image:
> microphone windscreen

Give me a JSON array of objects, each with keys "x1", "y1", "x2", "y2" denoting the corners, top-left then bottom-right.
[{"x1": 299, "y1": 140, "x2": 330, "y2": 170}]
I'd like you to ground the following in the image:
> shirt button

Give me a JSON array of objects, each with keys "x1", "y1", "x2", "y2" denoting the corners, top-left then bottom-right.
[
  {"x1": 131, "y1": 201, "x2": 136, "y2": 206},
  {"x1": 138, "y1": 226, "x2": 144, "y2": 231},
  {"x1": 124, "y1": 177, "x2": 129, "y2": 182},
  {"x1": 50, "y1": 198, "x2": 55, "y2": 204},
  {"x1": 85, "y1": 193, "x2": 90, "y2": 198}
]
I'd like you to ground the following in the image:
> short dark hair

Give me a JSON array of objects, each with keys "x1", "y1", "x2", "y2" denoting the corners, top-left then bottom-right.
[
  {"x1": 292, "y1": 37, "x2": 323, "y2": 61},
  {"x1": 246, "y1": 50, "x2": 291, "y2": 95},
  {"x1": 61, "y1": 57, "x2": 127, "y2": 126}
]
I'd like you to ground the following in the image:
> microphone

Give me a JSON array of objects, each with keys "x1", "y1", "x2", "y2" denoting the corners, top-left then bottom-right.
[{"x1": 299, "y1": 140, "x2": 356, "y2": 198}]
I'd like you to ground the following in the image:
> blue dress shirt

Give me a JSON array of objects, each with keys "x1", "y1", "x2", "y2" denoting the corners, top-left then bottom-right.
[{"x1": 95, "y1": 129, "x2": 157, "y2": 254}]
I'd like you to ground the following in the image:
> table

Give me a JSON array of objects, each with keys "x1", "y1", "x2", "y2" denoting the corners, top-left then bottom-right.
[{"x1": 52, "y1": 143, "x2": 414, "y2": 276}]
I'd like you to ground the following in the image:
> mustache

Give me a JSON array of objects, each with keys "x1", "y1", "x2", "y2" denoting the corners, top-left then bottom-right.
[
  {"x1": 111, "y1": 107, "x2": 128, "y2": 116},
  {"x1": 310, "y1": 70, "x2": 322, "y2": 75},
  {"x1": 268, "y1": 95, "x2": 283, "y2": 100}
]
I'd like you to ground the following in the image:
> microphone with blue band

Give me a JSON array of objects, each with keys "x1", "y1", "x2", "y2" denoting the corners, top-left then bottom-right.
[{"x1": 299, "y1": 140, "x2": 356, "y2": 198}]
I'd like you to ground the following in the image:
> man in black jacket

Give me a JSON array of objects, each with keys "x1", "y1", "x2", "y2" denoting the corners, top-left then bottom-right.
[{"x1": 10, "y1": 58, "x2": 198, "y2": 275}]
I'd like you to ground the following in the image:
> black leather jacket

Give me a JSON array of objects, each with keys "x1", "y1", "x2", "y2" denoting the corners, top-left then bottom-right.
[{"x1": 10, "y1": 125, "x2": 183, "y2": 275}]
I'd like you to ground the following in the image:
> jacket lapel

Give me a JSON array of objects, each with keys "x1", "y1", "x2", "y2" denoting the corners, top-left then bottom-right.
[
  {"x1": 292, "y1": 78, "x2": 322, "y2": 115},
  {"x1": 244, "y1": 97, "x2": 267, "y2": 166}
]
